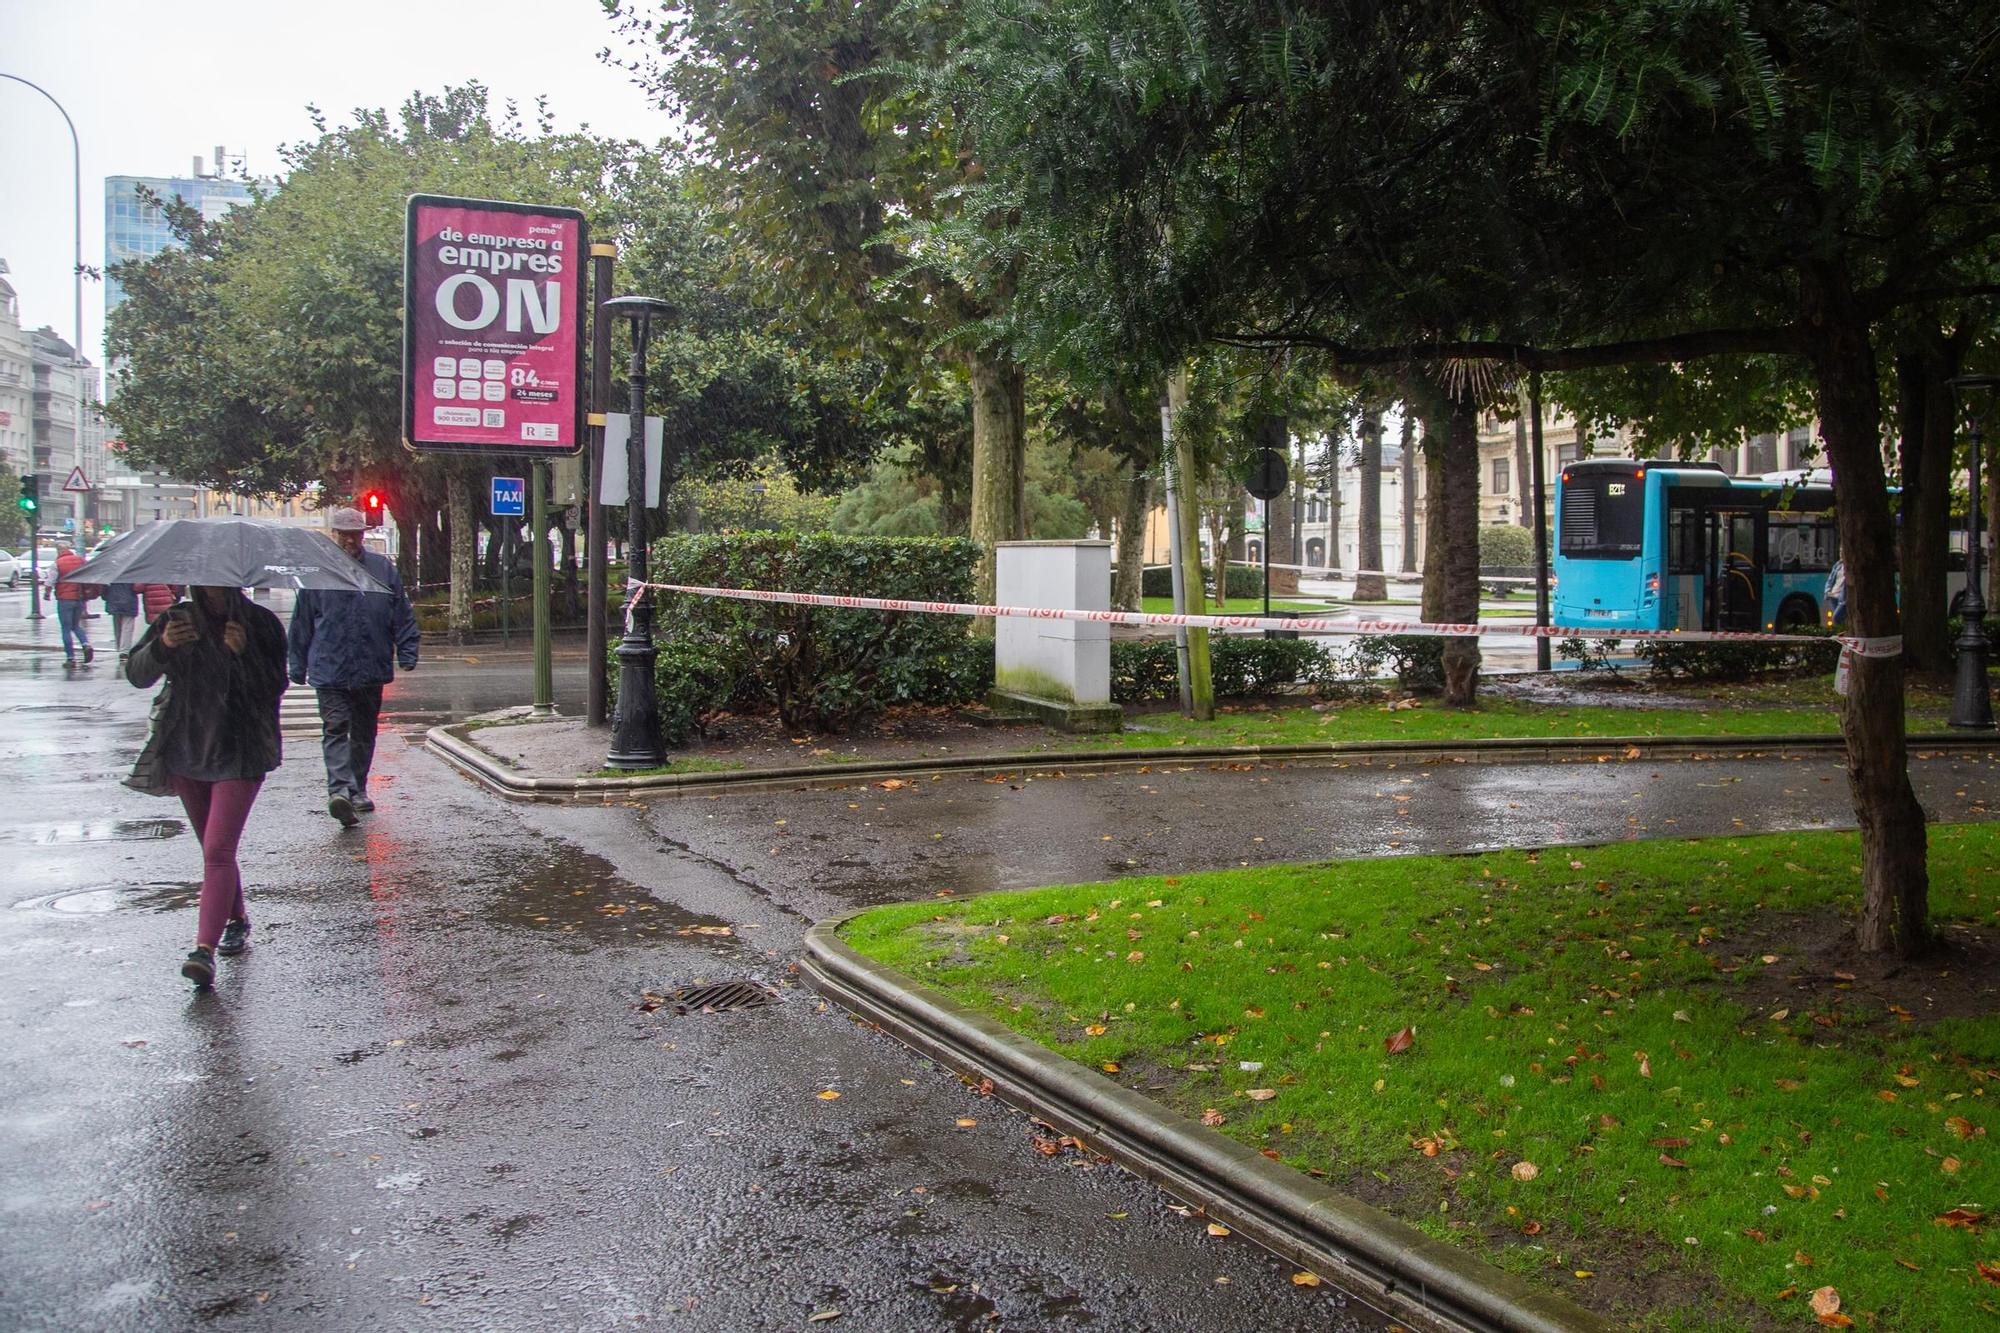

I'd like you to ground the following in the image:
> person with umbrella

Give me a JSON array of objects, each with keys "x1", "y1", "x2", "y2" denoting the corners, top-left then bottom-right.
[
  {"x1": 124, "y1": 583, "x2": 289, "y2": 989},
  {"x1": 286, "y1": 508, "x2": 419, "y2": 827}
]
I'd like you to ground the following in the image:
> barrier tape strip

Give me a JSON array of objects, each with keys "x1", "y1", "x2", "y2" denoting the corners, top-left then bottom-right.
[{"x1": 626, "y1": 580, "x2": 1906, "y2": 658}]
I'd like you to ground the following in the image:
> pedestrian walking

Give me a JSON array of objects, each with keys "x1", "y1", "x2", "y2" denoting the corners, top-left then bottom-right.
[
  {"x1": 103, "y1": 582, "x2": 140, "y2": 655},
  {"x1": 124, "y1": 585, "x2": 289, "y2": 989},
  {"x1": 287, "y1": 508, "x2": 418, "y2": 827},
  {"x1": 44, "y1": 540, "x2": 99, "y2": 667}
]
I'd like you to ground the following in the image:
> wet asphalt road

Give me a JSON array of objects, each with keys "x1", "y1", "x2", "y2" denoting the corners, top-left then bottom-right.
[{"x1": 3, "y1": 588, "x2": 1997, "y2": 1332}]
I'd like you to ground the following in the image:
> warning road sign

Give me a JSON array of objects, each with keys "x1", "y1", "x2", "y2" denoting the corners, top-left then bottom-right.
[{"x1": 62, "y1": 467, "x2": 92, "y2": 493}]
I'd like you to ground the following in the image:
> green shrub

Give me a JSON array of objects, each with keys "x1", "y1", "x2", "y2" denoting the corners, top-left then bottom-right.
[
  {"x1": 1556, "y1": 636, "x2": 1625, "y2": 672},
  {"x1": 1209, "y1": 637, "x2": 1326, "y2": 697},
  {"x1": 1109, "y1": 639, "x2": 1184, "y2": 702},
  {"x1": 1138, "y1": 563, "x2": 1265, "y2": 600},
  {"x1": 642, "y1": 533, "x2": 992, "y2": 740},
  {"x1": 1635, "y1": 631, "x2": 1840, "y2": 681},
  {"x1": 1347, "y1": 634, "x2": 1447, "y2": 691}
]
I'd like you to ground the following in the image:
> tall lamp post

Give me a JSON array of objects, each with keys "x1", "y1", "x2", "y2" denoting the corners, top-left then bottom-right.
[
  {"x1": 603, "y1": 296, "x2": 675, "y2": 769},
  {"x1": 1947, "y1": 375, "x2": 1996, "y2": 731},
  {"x1": 2, "y1": 72, "x2": 83, "y2": 623}
]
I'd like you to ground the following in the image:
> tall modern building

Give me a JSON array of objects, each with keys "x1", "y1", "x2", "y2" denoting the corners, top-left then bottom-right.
[{"x1": 104, "y1": 155, "x2": 253, "y2": 322}]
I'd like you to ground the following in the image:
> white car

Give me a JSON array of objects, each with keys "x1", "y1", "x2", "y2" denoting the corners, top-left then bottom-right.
[{"x1": 0, "y1": 549, "x2": 21, "y2": 589}]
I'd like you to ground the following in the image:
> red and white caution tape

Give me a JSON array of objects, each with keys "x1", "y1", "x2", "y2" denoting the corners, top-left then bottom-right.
[{"x1": 628, "y1": 579, "x2": 1904, "y2": 656}]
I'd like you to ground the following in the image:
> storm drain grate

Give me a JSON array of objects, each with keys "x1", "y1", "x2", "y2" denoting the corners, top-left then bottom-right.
[{"x1": 663, "y1": 980, "x2": 778, "y2": 1015}]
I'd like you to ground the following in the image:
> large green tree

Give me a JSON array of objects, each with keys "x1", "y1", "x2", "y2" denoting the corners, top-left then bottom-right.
[{"x1": 609, "y1": 0, "x2": 1032, "y2": 601}]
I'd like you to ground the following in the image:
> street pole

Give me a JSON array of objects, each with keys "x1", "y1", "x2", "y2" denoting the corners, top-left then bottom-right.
[
  {"x1": 585, "y1": 243, "x2": 615, "y2": 727},
  {"x1": 1948, "y1": 375, "x2": 1995, "y2": 731},
  {"x1": 1529, "y1": 369, "x2": 1552, "y2": 671},
  {"x1": 604, "y1": 295, "x2": 675, "y2": 769},
  {"x1": 1160, "y1": 390, "x2": 1192, "y2": 715},
  {"x1": 531, "y1": 460, "x2": 553, "y2": 715}
]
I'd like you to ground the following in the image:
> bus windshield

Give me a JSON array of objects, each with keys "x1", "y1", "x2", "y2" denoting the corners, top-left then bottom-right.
[{"x1": 1559, "y1": 474, "x2": 1646, "y2": 558}]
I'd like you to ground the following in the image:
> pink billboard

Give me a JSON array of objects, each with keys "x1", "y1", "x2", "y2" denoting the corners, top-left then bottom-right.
[{"x1": 403, "y1": 195, "x2": 587, "y2": 454}]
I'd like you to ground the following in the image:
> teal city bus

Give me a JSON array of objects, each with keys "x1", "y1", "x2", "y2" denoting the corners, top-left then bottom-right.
[{"x1": 1553, "y1": 460, "x2": 1838, "y2": 633}]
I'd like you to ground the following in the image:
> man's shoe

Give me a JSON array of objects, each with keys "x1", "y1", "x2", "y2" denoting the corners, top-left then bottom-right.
[
  {"x1": 353, "y1": 797, "x2": 375, "y2": 813},
  {"x1": 181, "y1": 947, "x2": 216, "y2": 989},
  {"x1": 82, "y1": 644, "x2": 94, "y2": 664},
  {"x1": 329, "y1": 794, "x2": 359, "y2": 828},
  {"x1": 217, "y1": 920, "x2": 250, "y2": 957}
]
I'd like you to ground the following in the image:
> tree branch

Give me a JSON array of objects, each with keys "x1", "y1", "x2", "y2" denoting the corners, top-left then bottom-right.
[{"x1": 1208, "y1": 326, "x2": 1799, "y2": 371}]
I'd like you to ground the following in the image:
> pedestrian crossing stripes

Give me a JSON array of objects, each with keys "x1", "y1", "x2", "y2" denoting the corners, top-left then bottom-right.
[{"x1": 280, "y1": 692, "x2": 320, "y2": 734}]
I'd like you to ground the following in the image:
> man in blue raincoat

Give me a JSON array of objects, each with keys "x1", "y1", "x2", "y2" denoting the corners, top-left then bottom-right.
[{"x1": 287, "y1": 507, "x2": 419, "y2": 827}]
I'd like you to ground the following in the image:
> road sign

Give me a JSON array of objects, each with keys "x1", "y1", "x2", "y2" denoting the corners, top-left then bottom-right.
[
  {"x1": 491, "y1": 476, "x2": 526, "y2": 516},
  {"x1": 403, "y1": 195, "x2": 587, "y2": 457},
  {"x1": 1245, "y1": 448, "x2": 1288, "y2": 501},
  {"x1": 62, "y1": 466, "x2": 91, "y2": 493}
]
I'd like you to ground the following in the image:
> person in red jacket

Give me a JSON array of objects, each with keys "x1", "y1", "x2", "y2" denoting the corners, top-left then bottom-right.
[
  {"x1": 44, "y1": 541, "x2": 99, "y2": 667},
  {"x1": 134, "y1": 582, "x2": 183, "y2": 623}
]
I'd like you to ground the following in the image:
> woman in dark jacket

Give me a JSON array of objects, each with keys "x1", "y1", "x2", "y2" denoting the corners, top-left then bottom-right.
[{"x1": 125, "y1": 586, "x2": 288, "y2": 989}]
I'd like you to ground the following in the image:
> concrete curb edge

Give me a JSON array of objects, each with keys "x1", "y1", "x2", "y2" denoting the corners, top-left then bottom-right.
[
  {"x1": 800, "y1": 914, "x2": 1618, "y2": 1333},
  {"x1": 425, "y1": 721, "x2": 1995, "y2": 803}
]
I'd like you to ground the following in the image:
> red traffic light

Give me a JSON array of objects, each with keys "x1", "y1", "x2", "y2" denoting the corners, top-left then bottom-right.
[{"x1": 360, "y1": 490, "x2": 386, "y2": 528}]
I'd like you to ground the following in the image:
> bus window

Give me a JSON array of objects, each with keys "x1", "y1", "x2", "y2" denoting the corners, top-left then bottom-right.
[
  {"x1": 1559, "y1": 475, "x2": 1646, "y2": 558},
  {"x1": 1771, "y1": 517, "x2": 1835, "y2": 572},
  {"x1": 1667, "y1": 508, "x2": 1703, "y2": 574}
]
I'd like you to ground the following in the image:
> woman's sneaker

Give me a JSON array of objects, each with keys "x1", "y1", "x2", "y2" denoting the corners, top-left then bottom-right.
[
  {"x1": 217, "y1": 920, "x2": 250, "y2": 957},
  {"x1": 181, "y1": 947, "x2": 216, "y2": 989}
]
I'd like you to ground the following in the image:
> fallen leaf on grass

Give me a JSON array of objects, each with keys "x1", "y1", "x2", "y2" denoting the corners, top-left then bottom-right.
[
  {"x1": 1084, "y1": 1023, "x2": 1107, "y2": 1036},
  {"x1": 1384, "y1": 1026, "x2": 1416, "y2": 1055},
  {"x1": 1245, "y1": 1088, "x2": 1277, "y2": 1102},
  {"x1": 1946, "y1": 1116, "x2": 1977, "y2": 1139},
  {"x1": 1810, "y1": 1286, "x2": 1840, "y2": 1316},
  {"x1": 1977, "y1": 1260, "x2": 2000, "y2": 1285},
  {"x1": 1794, "y1": 1250, "x2": 1814, "y2": 1266},
  {"x1": 1511, "y1": 1161, "x2": 1540, "y2": 1182},
  {"x1": 1658, "y1": 1154, "x2": 1689, "y2": 1169},
  {"x1": 1201, "y1": 1108, "x2": 1227, "y2": 1127}
]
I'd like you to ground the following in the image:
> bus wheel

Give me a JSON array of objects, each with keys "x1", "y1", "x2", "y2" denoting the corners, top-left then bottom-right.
[{"x1": 1776, "y1": 596, "x2": 1818, "y2": 631}]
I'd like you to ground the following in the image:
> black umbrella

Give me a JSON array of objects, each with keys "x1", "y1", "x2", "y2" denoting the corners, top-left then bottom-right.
[{"x1": 68, "y1": 518, "x2": 393, "y2": 594}]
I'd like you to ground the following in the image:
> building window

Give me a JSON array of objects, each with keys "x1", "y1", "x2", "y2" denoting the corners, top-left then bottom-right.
[
  {"x1": 1556, "y1": 443, "x2": 1581, "y2": 468},
  {"x1": 1745, "y1": 433, "x2": 1778, "y2": 475},
  {"x1": 1490, "y1": 458, "x2": 1510, "y2": 495}
]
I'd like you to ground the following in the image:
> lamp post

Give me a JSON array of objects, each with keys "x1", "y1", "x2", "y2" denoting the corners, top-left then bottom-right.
[
  {"x1": 1947, "y1": 375, "x2": 1995, "y2": 731},
  {"x1": 603, "y1": 295, "x2": 676, "y2": 769},
  {"x1": 748, "y1": 479, "x2": 767, "y2": 529},
  {"x1": 2, "y1": 72, "x2": 82, "y2": 623}
]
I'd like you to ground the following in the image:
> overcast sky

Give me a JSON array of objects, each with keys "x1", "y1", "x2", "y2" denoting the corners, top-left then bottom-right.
[{"x1": 0, "y1": 0, "x2": 673, "y2": 377}]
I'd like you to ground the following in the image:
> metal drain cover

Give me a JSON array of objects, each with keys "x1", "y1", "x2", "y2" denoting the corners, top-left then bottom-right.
[{"x1": 661, "y1": 980, "x2": 778, "y2": 1015}]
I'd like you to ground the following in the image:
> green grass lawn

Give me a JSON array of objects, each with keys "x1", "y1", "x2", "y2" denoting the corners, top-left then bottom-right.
[
  {"x1": 1082, "y1": 696, "x2": 1855, "y2": 750},
  {"x1": 844, "y1": 825, "x2": 2000, "y2": 1330}
]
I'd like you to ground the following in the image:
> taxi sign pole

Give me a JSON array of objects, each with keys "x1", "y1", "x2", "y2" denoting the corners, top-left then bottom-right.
[{"x1": 532, "y1": 460, "x2": 554, "y2": 714}]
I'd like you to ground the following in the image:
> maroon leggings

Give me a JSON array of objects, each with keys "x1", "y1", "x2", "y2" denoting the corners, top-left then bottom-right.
[{"x1": 172, "y1": 776, "x2": 263, "y2": 949}]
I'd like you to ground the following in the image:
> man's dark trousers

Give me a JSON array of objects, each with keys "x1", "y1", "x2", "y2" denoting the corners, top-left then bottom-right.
[{"x1": 316, "y1": 685, "x2": 384, "y2": 800}]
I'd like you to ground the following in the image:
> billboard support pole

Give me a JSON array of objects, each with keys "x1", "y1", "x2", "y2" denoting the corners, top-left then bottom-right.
[{"x1": 532, "y1": 460, "x2": 554, "y2": 714}]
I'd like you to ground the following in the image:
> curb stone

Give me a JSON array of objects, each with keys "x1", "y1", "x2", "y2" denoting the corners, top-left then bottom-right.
[
  {"x1": 425, "y1": 719, "x2": 1996, "y2": 802},
  {"x1": 800, "y1": 913, "x2": 1618, "y2": 1333}
]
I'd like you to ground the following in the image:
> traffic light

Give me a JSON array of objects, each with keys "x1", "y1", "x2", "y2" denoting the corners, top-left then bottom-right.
[
  {"x1": 360, "y1": 489, "x2": 386, "y2": 528},
  {"x1": 16, "y1": 474, "x2": 36, "y2": 515}
]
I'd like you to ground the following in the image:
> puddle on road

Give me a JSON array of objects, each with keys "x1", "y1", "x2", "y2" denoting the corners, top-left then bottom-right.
[
  {"x1": 489, "y1": 849, "x2": 741, "y2": 949},
  {"x1": 0, "y1": 818, "x2": 185, "y2": 846},
  {"x1": 13, "y1": 881, "x2": 199, "y2": 915}
]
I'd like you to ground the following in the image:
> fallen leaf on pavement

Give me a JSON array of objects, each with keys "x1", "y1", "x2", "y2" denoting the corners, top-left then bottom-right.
[
  {"x1": 955, "y1": 1118, "x2": 977, "y2": 1127},
  {"x1": 808, "y1": 1312, "x2": 842, "y2": 1323},
  {"x1": 1206, "y1": 1222, "x2": 1230, "y2": 1236},
  {"x1": 1291, "y1": 1272, "x2": 1321, "y2": 1287},
  {"x1": 816, "y1": 1090, "x2": 841, "y2": 1101}
]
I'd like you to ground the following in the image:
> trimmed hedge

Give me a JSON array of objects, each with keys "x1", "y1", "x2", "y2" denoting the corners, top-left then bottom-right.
[
  {"x1": 1139, "y1": 563, "x2": 1266, "y2": 599},
  {"x1": 1110, "y1": 633, "x2": 1445, "y2": 703},
  {"x1": 1557, "y1": 630, "x2": 1842, "y2": 680},
  {"x1": 643, "y1": 533, "x2": 991, "y2": 741}
]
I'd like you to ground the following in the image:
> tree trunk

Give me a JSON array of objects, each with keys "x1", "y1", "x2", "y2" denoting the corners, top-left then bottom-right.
[
  {"x1": 1438, "y1": 393, "x2": 1482, "y2": 706},
  {"x1": 1210, "y1": 505, "x2": 1234, "y2": 610},
  {"x1": 1421, "y1": 415, "x2": 1448, "y2": 625},
  {"x1": 421, "y1": 505, "x2": 449, "y2": 592},
  {"x1": 967, "y1": 346, "x2": 1027, "y2": 618},
  {"x1": 1325, "y1": 433, "x2": 1344, "y2": 575},
  {"x1": 1114, "y1": 467, "x2": 1149, "y2": 612},
  {"x1": 1400, "y1": 412, "x2": 1418, "y2": 572},
  {"x1": 1354, "y1": 401, "x2": 1387, "y2": 600},
  {"x1": 1165, "y1": 369, "x2": 1213, "y2": 718},
  {"x1": 1894, "y1": 326, "x2": 1963, "y2": 674},
  {"x1": 393, "y1": 510, "x2": 417, "y2": 591},
  {"x1": 1799, "y1": 260, "x2": 1930, "y2": 959},
  {"x1": 1258, "y1": 415, "x2": 1294, "y2": 578},
  {"x1": 1293, "y1": 433, "x2": 1308, "y2": 566},
  {"x1": 1513, "y1": 398, "x2": 1534, "y2": 530},
  {"x1": 448, "y1": 472, "x2": 477, "y2": 645}
]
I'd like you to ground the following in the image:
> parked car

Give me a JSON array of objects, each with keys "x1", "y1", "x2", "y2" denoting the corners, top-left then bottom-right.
[{"x1": 0, "y1": 549, "x2": 21, "y2": 589}]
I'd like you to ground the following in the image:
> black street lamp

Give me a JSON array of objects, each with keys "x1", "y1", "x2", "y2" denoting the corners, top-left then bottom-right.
[
  {"x1": 604, "y1": 295, "x2": 676, "y2": 769},
  {"x1": 1947, "y1": 375, "x2": 1995, "y2": 731}
]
